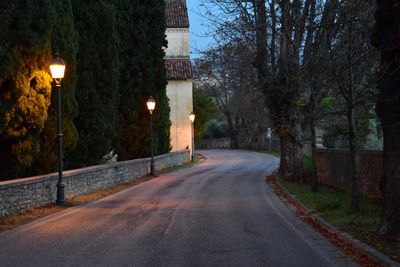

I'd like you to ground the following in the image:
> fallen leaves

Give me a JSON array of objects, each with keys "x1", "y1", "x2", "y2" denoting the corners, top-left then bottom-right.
[{"x1": 266, "y1": 174, "x2": 385, "y2": 267}]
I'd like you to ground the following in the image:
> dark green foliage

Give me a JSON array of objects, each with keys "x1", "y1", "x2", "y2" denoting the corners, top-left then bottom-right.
[
  {"x1": 322, "y1": 116, "x2": 373, "y2": 149},
  {"x1": 0, "y1": 0, "x2": 170, "y2": 180},
  {"x1": 66, "y1": 0, "x2": 119, "y2": 168},
  {"x1": 0, "y1": 0, "x2": 79, "y2": 179},
  {"x1": 0, "y1": 1, "x2": 54, "y2": 179},
  {"x1": 204, "y1": 120, "x2": 230, "y2": 139},
  {"x1": 115, "y1": 0, "x2": 170, "y2": 160},
  {"x1": 34, "y1": 0, "x2": 79, "y2": 174},
  {"x1": 302, "y1": 156, "x2": 313, "y2": 180},
  {"x1": 193, "y1": 89, "x2": 215, "y2": 140}
]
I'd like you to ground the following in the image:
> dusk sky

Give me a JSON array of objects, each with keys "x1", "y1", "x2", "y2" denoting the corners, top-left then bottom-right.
[{"x1": 186, "y1": 0, "x2": 214, "y2": 58}]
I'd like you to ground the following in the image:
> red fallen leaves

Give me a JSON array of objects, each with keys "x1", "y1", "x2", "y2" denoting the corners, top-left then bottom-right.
[{"x1": 266, "y1": 175, "x2": 385, "y2": 267}]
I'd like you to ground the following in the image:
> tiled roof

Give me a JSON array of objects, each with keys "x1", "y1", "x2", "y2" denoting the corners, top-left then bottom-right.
[
  {"x1": 166, "y1": 59, "x2": 193, "y2": 80},
  {"x1": 165, "y1": 0, "x2": 189, "y2": 28}
]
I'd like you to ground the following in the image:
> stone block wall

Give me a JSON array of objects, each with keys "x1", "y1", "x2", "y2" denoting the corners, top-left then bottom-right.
[
  {"x1": 0, "y1": 151, "x2": 189, "y2": 217},
  {"x1": 195, "y1": 138, "x2": 231, "y2": 149},
  {"x1": 316, "y1": 149, "x2": 383, "y2": 198},
  {"x1": 195, "y1": 138, "x2": 311, "y2": 156}
]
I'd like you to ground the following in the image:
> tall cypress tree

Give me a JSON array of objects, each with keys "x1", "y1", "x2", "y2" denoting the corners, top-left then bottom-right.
[
  {"x1": 116, "y1": 0, "x2": 170, "y2": 161},
  {"x1": 34, "y1": 0, "x2": 79, "y2": 174},
  {"x1": 0, "y1": 1, "x2": 54, "y2": 179},
  {"x1": 66, "y1": 0, "x2": 119, "y2": 168}
]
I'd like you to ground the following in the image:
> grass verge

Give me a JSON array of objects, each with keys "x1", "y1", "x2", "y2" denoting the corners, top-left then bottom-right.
[
  {"x1": 302, "y1": 155, "x2": 312, "y2": 178},
  {"x1": 0, "y1": 155, "x2": 202, "y2": 232},
  {"x1": 280, "y1": 180, "x2": 400, "y2": 262}
]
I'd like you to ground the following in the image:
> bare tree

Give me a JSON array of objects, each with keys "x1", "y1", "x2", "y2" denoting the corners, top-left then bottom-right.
[
  {"x1": 312, "y1": 0, "x2": 376, "y2": 210},
  {"x1": 198, "y1": 0, "x2": 378, "y2": 195},
  {"x1": 194, "y1": 39, "x2": 266, "y2": 148}
]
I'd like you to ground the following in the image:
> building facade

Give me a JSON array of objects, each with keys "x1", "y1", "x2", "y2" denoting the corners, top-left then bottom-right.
[{"x1": 164, "y1": 0, "x2": 193, "y2": 153}]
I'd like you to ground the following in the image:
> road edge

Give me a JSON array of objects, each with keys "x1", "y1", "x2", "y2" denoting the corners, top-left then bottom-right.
[{"x1": 266, "y1": 173, "x2": 400, "y2": 267}]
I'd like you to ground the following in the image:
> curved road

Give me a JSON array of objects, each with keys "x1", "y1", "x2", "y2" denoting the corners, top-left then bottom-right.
[{"x1": 0, "y1": 150, "x2": 357, "y2": 266}]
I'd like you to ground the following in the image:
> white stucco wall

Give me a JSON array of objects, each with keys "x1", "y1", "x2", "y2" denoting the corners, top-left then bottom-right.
[
  {"x1": 166, "y1": 80, "x2": 193, "y2": 153},
  {"x1": 165, "y1": 28, "x2": 190, "y2": 57}
]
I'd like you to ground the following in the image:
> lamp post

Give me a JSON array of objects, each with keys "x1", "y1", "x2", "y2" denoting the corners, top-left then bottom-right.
[
  {"x1": 147, "y1": 96, "x2": 156, "y2": 176},
  {"x1": 189, "y1": 112, "x2": 195, "y2": 162},
  {"x1": 50, "y1": 54, "x2": 66, "y2": 206}
]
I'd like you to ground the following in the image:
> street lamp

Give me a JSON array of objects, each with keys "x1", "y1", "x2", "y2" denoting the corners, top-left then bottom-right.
[
  {"x1": 147, "y1": 96, "x2": 156, "y2": 176},
  {"x1": 189, "y1": 112, "x2": 195, "y2": 162},
  {"x1": 50, "y1": 54, "x2": 66, "y2": 206}
]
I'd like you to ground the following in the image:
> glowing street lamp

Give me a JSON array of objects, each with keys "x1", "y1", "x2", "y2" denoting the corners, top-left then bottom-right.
[
  {"x1": 50, "y1": 55, "x2": 65, "y2": 80},
  {"x1": 50, "y1": 54, "x2": 66, "y2": 206},
  {"x1": 147, "y1": 96, "x2": 156, "y2": 175},
  {"x1": 189, "y1": 112, "x2": 195, "y2": 162},
  {"x1": 146, "y1": 96, "x2": 156, "y2": 114},
  {"x1": 189, "y1": 112, "x2": 195, "y2": 123}
]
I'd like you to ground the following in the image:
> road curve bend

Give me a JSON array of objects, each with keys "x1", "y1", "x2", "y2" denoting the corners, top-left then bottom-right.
[{"x1": 0, "y1": 150, "x2": 357, "y2": 267}]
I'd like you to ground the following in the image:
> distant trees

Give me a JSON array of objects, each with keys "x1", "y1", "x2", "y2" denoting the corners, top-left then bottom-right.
[
  {"x1": 193, "y1": 89, "x2": 215, "y2": 140},
  {"x1": 0, "y1": 1, "x2": 170, "y2": 180},
  {"x1": 193, "y1": 38, "x2": 268, "y2": 149}
]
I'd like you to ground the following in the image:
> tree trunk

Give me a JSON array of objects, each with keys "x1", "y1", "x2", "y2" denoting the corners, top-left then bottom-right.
[
  {"x1": 293, "y1": 118, "x2": 304, "y2": 183},
  {"x1": 348, "y1": 103, "x2": 361, "y2": 211},
  {"x1": 379, "y1": 127, "x2": 400, "y2": 238},
  {"x1": 310, "y1": 117, "x2": 319, "y2": 192},
  {"x1": 302, "y1": 121, "x2": 312, "y2": 142},
  {"x1": 253, "y1": 0, "x2": 268, "y2": 152},
  {"x1": 279, "y1": 135, "x2": 293, "y2": 179},
  {"x1": 372, "y1": 0, "x2": 400, "y2": 239},
  {"x1": 227, "y1": 116, "x2": 239, "y2": 149},
  {"x1": 253, "y1": 0, "x2": 268, "y2": 83},
  {"x1": 279, "y1": 127, "x2": 304, "y2": 182},
  {"x1": 346, "y1": 16, "x2": 361, "y2": 212}
]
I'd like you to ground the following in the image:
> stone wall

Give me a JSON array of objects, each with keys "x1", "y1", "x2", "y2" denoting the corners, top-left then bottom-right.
[
  {"x1": 195, "y1": 138, "x2": 312, "y2": 156},
  {"x1": 195, "y1": 137, "x2": 281, "y2": 151},
  {"x1": 316, "y1": 149, "x2": 383, "y2": 198},
  {"x1": 0, "y1": 151, "x2": 189, "y2": 217},
  {"x1": 196, "y1": 138, "x2": 231, "y2": 149}
]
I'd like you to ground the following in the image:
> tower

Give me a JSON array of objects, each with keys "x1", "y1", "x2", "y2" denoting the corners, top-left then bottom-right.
[{"x1": 164, "y1": 0, "x2": 193, "y2": 154}]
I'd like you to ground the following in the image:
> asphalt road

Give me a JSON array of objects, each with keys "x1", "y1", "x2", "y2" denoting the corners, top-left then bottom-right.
[{"x1": 0, "y1": 150, "x2": 358, "y2": 267}]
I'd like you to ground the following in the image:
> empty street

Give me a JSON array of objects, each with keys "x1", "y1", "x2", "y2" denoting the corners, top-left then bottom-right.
[{"x1": 0, "y1": 150, "x2": 358, "y2": 266}]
